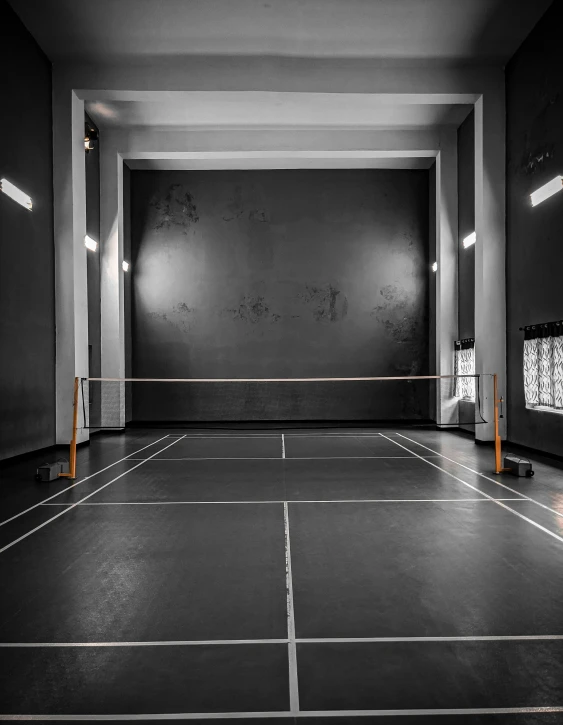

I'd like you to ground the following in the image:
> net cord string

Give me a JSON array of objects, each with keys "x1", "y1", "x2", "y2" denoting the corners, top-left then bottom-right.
[{"x1": 85, "y1": 374, "x2": 485, "y2": 383}]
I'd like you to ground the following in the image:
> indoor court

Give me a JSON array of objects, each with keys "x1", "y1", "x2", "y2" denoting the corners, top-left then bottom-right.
[
  {"x1": 1, "y1": 425, "x2": 563, "y2": 720},
  {"x1": 2, "y1": 0, "x2": 563, "y2": 722}
]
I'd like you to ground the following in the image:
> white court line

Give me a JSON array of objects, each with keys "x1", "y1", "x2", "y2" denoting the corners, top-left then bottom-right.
[
  {"x1": 0, "y1": 435, "x2": 172, "y2": 528},
  {"x1": 396, "y1": 432, "x2": 563, "y2": 519},
  {"x1": 380, "y1": 435, "x2": 563, "y2": 545},
  {"x1": 156, "y1": 435, "x2": 283, "y2": 439},
  {"x1": 283, "y1": 502, "x2": 299, "y2": 714},
  {"x1": 0, "y1": 639, "x2": 288, "y2": 647},
  {"x1": 297, "y1": 634, "x2": 563, "y2": 643},
  {"x1": 281, "y1": 434, "x2": 286, "y2": 459},
  {"x1": 125, "y1": 456, "x2": 418, "y2": 461},
  {"x1": 3, "y1": 634, "x2": 562, "y2": 647},
  {"x1": 40, "y1": 498, "x2": 526, "y2": 506},
  {"x1": 0, "y1": 437, "x2": 185, "y2": 555},
  {"x1": 2, "y1": 706, "x2": 563, "y2": 720}
]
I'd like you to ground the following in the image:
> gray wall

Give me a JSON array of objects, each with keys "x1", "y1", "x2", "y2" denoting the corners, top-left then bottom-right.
[
  {"x1": 506, "y1": 0, "x2": 563, "y2": 455},
  {"x1": 0, "y1": 1, "x2": 54, "y2": 459},
  {"x1": 457, "y1": 110, "x2": 475, "y2": 341},
  {"x1": 85, "y1": 113, "x2": 101, "y2": 428},
  {"x1": 130, "y1": 169, "x2": 429, "y2": 421}
]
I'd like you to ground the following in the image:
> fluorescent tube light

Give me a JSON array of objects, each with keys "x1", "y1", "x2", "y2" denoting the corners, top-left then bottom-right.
[
  {"x1": 463, "y1": 231, "x2": 476, "y2": 248},
  {"x1": 84, "y1": 235, "x2": 98, "y2": 252},
  {"x1": 530, "y1": 176, "x2": 563, "y2": 207},
  {"x1": 432, "y1": 262, "x2": 438, "y2": 272},
  {"x1": 122, "y1": 260, "x2": 130, "y2": 272},
  {"x1": 0, "y1": 178, "x2": 32, "y2": 210}
]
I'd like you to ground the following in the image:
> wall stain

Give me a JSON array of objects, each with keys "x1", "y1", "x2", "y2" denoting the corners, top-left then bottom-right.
[
  {"x1": 223, "y1": 186, "x2": 244, "y2": 221},
  {"x1": 150, "y1": 184, "x2": 199, "y2": 235},
  {"x1": 224, "y1": 295, "x2": 280, "y2": 324},
  {"x1": 147, "y1": 303, "x2": 195, "y2": 334},
  {"x1": 249, "y1": 209, "x2": 269, "y2": 223},
  {"x1": 298, "y1": 284, "x2": 348, "y2": 323},
  {"x1": 371, "y1": 284, "x2": 420, "y2": 344}
]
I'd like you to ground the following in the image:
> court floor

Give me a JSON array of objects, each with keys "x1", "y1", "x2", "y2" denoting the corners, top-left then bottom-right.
[{"x1": 1, "y1": 428, "x2": 563, "y2": 722}]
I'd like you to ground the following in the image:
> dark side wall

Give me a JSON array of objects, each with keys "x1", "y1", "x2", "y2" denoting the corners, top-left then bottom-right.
[
  {"x1": 0, "y1": 1, "x2": 54, "y2": 459},
  {"x1": 506, "y1": 0, "x2": 563, "y2": 456},
  {"x1": 457, "y1": 110, "x2": 475, "y2": 341},
  {"x1": 130, "y1": 169, "x2": 429, "y2": 421}
]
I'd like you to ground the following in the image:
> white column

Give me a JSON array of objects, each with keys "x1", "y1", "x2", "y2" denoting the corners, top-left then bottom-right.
[
  {"x1": 435, "y1": 130, "x2": 459, "y2": 425},
  {"x1": 53, "y1": 85, "x2": 89, "y2": 444},
  {"x1": 474, "y1": 85, "x2": 506, "y2": 441},
  {"x1": 100, "y1": 144, "x2": 126, "y2": 428}
]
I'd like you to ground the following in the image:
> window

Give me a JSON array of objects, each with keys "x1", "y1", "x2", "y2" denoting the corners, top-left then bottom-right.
[
  {"x1": 523, "y1": 321, "x2": 563, "y2": 413},
  {"x1": 454, "y1": 338, "x2": 475, "y2": 400}
]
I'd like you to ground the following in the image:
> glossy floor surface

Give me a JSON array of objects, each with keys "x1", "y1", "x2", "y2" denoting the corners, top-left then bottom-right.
[{"x1": 1, "y1": 428, "x2": 563, "y2": 723}]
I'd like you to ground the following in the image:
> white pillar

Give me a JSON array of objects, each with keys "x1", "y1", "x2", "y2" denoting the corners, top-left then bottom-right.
[
  {"x1": 474, "y1": 86, "x2": 506, "y2": 441},
  {"x1": 435, "y1": 130, "x2": 459, "y2": 425},
  {"x1": 100, "y1": 144, "x2": 126, "y2": 427},
  {"x1": 53, "y1": 86, "x2": 89, "y2": 444}
]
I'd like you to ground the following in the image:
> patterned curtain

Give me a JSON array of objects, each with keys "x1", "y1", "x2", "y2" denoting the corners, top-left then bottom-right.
[
  {"x1": 523, "y1": 321, "x2": 563, "y2": 410},
  {"x1": 454, "y1": 339, "x2": 475, "y2": 399}
]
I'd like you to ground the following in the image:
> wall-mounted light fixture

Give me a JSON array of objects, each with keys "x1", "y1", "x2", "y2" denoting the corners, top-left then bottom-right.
[
  {"x1": 84, "y1": 123, "x2": 99, "y2": 154},
  {"x1": 530, "y1": 176, "x2": 563, "y2": 207},
  {"x1": 462, "y1": 231, "x2": 476, "y2": 249},
  {"x1": 432, "y1": 262, "x2": 438, "y2": 272},
  {"x1": 122, "y1": 260, "x2": 130, "y2": 272},
  {"x1": 84, "y1": 235, "x2": 98, "y2": 252},
  {"x1": 0, "y1": 177, "x2": 32, "y2": 210}
]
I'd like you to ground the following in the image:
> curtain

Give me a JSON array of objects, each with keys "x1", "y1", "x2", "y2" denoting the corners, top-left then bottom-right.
[
  {"x1": 523, "y1": 321, "x2": 563, "y2": 410},
  {"x1": 454, "y1": 339, "x2": 475, "y2": 399}
]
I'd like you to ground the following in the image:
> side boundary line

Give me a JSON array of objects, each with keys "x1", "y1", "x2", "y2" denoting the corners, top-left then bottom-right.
[
  {"x1": 0, "y1": 437, "x2": 186, "y2": 555},
  {"x1": 380, "y1": 435, "x2": 563, "y2": 545},
  {"x1": 0, "y1": 435, "x2": 172, "y2": 528},
  {"x1": 396, "y1": 433, "x2": 563, "y2": 519}
]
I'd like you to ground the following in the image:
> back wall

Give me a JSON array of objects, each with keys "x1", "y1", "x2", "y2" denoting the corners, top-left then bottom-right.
[{"x1": 130, "y1": 169, "x2": 429, "y2": 421}]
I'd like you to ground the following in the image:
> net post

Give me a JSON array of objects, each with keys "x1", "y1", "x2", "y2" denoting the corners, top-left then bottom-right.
[
  {"x1": 59, "y1": 376, "x2": 79, "y2": 480},
  {"x1": 492, "y1": 373, "x2": 508, "y2": 475}
]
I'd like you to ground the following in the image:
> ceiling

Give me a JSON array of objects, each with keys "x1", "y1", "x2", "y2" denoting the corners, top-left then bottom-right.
[
  {"x1": 85, "y1": 94, "x2": 471, "y2": 131},
  {"x1": 9, "y1": 0, "x2": 551, "y2": 65}
]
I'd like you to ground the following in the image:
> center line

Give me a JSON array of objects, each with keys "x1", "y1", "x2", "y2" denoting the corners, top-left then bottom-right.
[
  {"x1": 281, "y1": 434, "x2": 286, "y2": 459},
  {"x1": 283, "y1": 502, "x2": 299, "y2": 713}
]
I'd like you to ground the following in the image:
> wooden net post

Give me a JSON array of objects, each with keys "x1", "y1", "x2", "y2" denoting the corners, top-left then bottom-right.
[{"x1": 59, "y1": 376, "x2": 79, "y2": 479}]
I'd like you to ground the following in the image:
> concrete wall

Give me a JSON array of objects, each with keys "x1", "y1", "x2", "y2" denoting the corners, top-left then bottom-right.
[
  {"x1": 0, "y1": 1, "x2": 55, "y2": 459},
  {"x1": 85, "y1": 113, "x2": 101, "y2": 428},
  {"x1": 130, "y1": 169, "x2": 429, "y2": 421},
  {"x1": 457, "y1": 110, "x2": 475, "y2": 341},
  {"x1": 506, "y1": 0, "x2": 563, "y2": 456}
]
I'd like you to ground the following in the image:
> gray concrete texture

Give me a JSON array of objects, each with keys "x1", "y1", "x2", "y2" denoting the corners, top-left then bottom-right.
[
  {"x1": 0, "y1": 0, "x2": 55, "y2": 459},
  {"x1": 129, "y1": 169, "x2": 430, "y2": 421}
]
